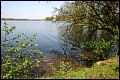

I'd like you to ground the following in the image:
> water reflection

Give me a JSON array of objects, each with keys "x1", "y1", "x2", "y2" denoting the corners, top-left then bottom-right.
[
  {"x1": 57, "y1": 24, "x2": 87, "y2": 58},
  {"x1": 56, "y1": 23, "x2": 117, "y2": 66},
  {"x1": 33, "y1": 22, "x2": 118, "y2": 77},
  {"x1": 1, "y1": 21, "x2": 118, "y2": 78},
  {"x1": 25, "y1": 48, "x2": 86, "y2": 78}
]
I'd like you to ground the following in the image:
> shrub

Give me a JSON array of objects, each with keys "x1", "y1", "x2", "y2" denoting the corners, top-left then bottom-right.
[{"x1": 1, "y1": 21, "x2": 43, "y2": 79}]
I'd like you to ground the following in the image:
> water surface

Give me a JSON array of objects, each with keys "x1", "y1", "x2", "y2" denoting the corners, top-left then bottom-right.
[{"x1": 1, "y1": 21, "x2": 117, "y2": 78}]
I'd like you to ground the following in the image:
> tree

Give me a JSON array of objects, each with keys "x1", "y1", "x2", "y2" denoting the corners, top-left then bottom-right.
[
  {"x1": 45, "y1": 16, "x2": 54, "y2": 21},
  {"x1": 53, "y1": 1, "x2": 119, "y2": 63}
]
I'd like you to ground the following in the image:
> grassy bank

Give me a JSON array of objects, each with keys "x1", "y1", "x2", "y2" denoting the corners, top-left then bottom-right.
[{"x1": 40, "y1": 56, "x2": 119, "y2": 79}]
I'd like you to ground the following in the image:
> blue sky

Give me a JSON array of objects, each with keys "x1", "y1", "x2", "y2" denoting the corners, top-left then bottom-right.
[{"x1": 1, "y1": 1, "x2": 66, "y2": 19}]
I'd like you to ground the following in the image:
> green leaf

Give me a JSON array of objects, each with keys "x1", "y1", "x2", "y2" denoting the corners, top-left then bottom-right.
[
  {"x1": 14, "y1": 49, "x2": 17, "y2": 52},
  {"x1": 35, "y1": 44, "x2": 38, "y2": 46},
  {"x1": 22, "y1": 44, "x2": 25, "y2": 47}
]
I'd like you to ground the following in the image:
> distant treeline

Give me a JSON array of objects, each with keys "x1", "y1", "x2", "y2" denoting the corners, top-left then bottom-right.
[
  {"x1": 1, "y1": 18, "x2": 44, "y2": 21},
  {"x1": 44, "y1": 16, "x2": 67, "y2": 22}
]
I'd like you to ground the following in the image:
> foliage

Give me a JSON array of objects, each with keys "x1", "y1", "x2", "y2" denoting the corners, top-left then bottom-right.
[
  {"x1": 49, "y1": 61, "x2": 72, "y2": 77},
  {"x1": 1, "y1": 21, "x2": 43, "y2": 79},
  {"x1": 53, "y1": 1, "x2": 119, "y2": 61},
  {"x1": 45, "y1": 16, "x2": 54, "y2": 21},
  {"x1": 41, "y1": 56, "x2": 119, "y2": 79},
  {"x1": 80, "y1": 37, "x2": 118, "y2": 62}
]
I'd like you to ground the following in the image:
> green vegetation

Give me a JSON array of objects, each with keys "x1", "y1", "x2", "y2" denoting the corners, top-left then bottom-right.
[
  {"x1": 50, "y1": 61, "x2": 72, "y2": 76},
  {"x1": 53, "y1": 1, "x2": 119, "y2": 62},
  {"x1": 80, "y1": 38, "x2": 118, "y2": 61},
  {"x1": 1, "y1": 1, "x2": 119, "y2": 79},
  {"x1": 1, "y1": 18, "x2": 43, "y2": 21},
  {"x1": 1, "y1": 18, "x2": 29, "y2": 21},
  {"x1": 1, "y1": 21, "x2": 43, "y2": 79},
  {"x1": 42, "y1": 1, "x2": 119, "y2": 79},
  {"x1": 45, "y1": 16, "x2": 54, "y2": 21},
  {"x1": 40, "y1": 56, "x2": 119, "y2": 79}
]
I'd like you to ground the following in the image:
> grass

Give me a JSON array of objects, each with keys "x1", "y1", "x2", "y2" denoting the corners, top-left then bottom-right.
[{"x1": 39, "y1": 56, "x2": 119, "y2": 79}]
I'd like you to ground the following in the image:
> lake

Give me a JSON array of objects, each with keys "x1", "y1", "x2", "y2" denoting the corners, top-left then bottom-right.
[
  {"x1": 1, "y1": 21, "x2": 82, "y2": 77},
  {"x1": 1, "y1": 21, "x2": 117, "y2": 77},
  {"x1": 1, "y1": 21, "x2": 64, "y2": 54}
]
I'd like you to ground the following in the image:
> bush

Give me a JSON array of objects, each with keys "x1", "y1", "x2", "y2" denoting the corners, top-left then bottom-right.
[{"x1": 1, "y1": 21, "x2": 43, "y2": 79}]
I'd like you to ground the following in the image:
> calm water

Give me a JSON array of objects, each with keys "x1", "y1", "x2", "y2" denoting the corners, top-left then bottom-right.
[
  {"x1": 1, "y1": 21, "x2": 80, "y2": 77},
  {"x1": 1, "y1": 21, "x2": 64, "y2": 54},
  {"x1": 1, "y1": 21, "x2": 117, "y2": 77}
]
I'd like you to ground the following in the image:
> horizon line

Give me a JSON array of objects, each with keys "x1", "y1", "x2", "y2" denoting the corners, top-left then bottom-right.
[{"x1": 1, "y1": 17, "x2": 45, "y2": 20}]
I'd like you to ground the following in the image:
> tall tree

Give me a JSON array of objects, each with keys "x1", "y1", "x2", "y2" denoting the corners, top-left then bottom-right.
[{"x1": 53, "y1": 1, "x2": 119, "y2": 62}]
